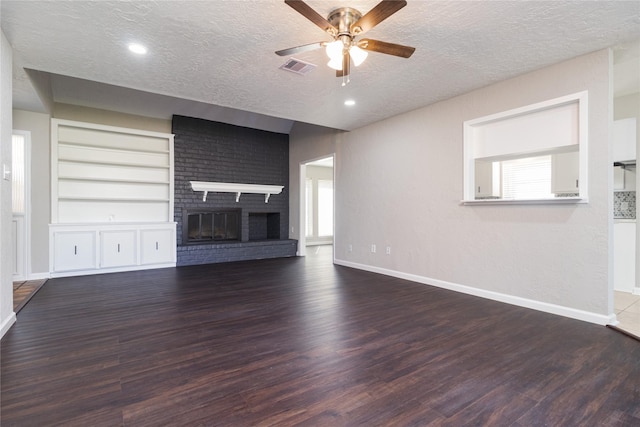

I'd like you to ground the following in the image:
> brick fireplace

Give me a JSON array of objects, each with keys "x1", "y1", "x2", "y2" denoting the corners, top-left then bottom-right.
[{"x1": 172, "y1": 115, "x2": 296, "y2": 266}]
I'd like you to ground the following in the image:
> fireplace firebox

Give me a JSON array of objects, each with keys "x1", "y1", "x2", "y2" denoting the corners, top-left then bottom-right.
[{"x1": 184, "y1": 209, "x2": 240, "y2": 244}]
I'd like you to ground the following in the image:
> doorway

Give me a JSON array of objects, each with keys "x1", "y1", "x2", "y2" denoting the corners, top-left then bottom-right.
[
  {"x1": 612, "y1": 41, "x2": 639, "y2": 335},
  {"x1": 11, "y1": 131, "x2": 31, "y2": 281},
  {"x1": 299, "y1": 155, "x2": 334, "y2": 257}
]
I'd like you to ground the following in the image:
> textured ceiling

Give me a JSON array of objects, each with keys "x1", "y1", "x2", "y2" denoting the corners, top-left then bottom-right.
[{"x1": 2, "y1": 1, "x2": 640, "y2": 133}]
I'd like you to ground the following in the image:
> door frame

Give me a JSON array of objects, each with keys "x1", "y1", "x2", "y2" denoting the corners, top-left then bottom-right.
[{"x1": 299, "y1": 154, "x2": 335, "y2": 257}]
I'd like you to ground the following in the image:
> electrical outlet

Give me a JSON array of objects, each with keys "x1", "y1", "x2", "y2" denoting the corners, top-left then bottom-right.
[
  {"x1": 348, "y1": 244, "x2": 353, "y2": 252},
  {"x1": 386, "y1": 246, "x2": 391, "y2": 255},
  {"x1": 371, "y1": 244, "x2": 376, "y2": 253}
]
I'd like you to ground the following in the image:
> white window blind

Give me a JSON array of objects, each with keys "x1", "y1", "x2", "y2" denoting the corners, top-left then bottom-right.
[
  {"x1": 501, "y1": 155, "x2": 553, "y2": 200},
  {"x1": 317, "y1": 180, "x2": 333, "y2": 237},
  {"x1": 305, "y1": 178, "x2": 313, "y2": 237}
]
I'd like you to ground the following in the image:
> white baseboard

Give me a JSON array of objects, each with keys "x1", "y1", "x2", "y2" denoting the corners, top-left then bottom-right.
[
  {"x1": 632, "y1": 287, "x2": 640, "y2": 296},
  {"x1": 306, "y1": 240, "x2": 333, "y2": 247},
  {"x1": 334, "y1": 259, "x2": 615, "y2": 326},
  {"x1": 49, "y1": 263, "x2": 176, "y2": 278},
  {"x1": 28, "y1": 272, "x2": 51, "y2": 281},
  {"x1": 0, "y1": 312, "x2": 17, "y2": 339}
]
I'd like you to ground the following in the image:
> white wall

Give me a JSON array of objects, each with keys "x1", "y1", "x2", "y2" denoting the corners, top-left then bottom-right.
[
  {"x1": 292, "y1": 49, "x2": 614, "y2": 325},
  {"x1": 0, "y1": 29, "x2": 16, "y2": 338}
]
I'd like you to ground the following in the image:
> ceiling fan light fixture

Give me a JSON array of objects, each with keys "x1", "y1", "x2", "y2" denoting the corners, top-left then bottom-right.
[
  {"x1": 327, "y1": 56, "x2": 343, "y2": 71},
  {"x1": 350, "y1": 45, "x2": 368, "y2": 66},
  {"x1": 326, "y1": 39, "x2": 343, "y2": 61}
]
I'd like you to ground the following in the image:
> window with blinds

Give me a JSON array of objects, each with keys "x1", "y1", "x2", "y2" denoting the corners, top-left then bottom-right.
[
  {"x1": 501, "y1": 155, "x2": 553, "y2": 200},
  {"x1": 463, "y1": 91, "x2": 587, "y2": 203}
]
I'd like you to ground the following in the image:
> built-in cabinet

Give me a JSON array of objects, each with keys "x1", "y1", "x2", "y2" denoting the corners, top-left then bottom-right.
[
  {"x1": 551, "y1": 150, "x2": 579, "y2": 194},
  {"x1": 50, "y1": 223, "x2": 176, "y2": 277},
  {"x1": 50, "y1": 119, "x2": 176, "y2": 277}
]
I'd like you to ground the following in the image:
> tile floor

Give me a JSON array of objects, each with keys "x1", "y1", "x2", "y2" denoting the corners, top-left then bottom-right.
[{"x1": 614, "y1": 290, "x2": 640, "y2": 337}]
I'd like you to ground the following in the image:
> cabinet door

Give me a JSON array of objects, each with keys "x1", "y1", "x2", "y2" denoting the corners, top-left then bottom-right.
[
  {"x1": 475, "y1": 160, "x2": 498, "y2": 198},
  {"x1": 551, "y1": 151, "x2": 579, "y2": 194},
  {"x1": 613, "y1": 118, "x2": 637, "y2": 162},
  {"x1": 101, "y1": 230, "x2": 136, "y2": 268},
  {"x1": 140, "y1": 229, "x2": 174, "y2": 265},
  {"x1": 53, "y1": 231, "x2": 96, "y2": 272}
]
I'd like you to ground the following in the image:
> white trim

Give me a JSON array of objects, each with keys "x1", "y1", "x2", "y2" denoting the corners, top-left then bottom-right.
[
  {"x1": 49, "y1": 262, "x2": 175, "y2": 278},
  {"x1": 298, "y1": 154, "x2": 336, "y2": 258},
  {"x1": 334, "y1": 258, "x2": 616, "y2": 326},
  {"x1": 0, "y1": 312, "x2": 16, "y2": 339},
  {"x1": 461, "y1": 197, "x2": 588, "y2": 205},
  {"x1": 298, "y1": 162, "x2": 307, "y2": 256}
]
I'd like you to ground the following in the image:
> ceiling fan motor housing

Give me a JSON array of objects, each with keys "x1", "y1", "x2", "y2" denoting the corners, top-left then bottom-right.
[{"x1": 328, "y1": 7, "x2": 363, "y2": 38}]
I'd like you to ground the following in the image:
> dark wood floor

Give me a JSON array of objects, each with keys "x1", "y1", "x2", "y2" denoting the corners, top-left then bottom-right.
[{"x1": 2, "y1": 246, "x2": 639, "y2": 426}]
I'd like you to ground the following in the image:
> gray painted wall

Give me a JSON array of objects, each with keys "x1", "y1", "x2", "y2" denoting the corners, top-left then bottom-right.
[{"x1": 290, "y1": 49, "x2": 614, "y2": 324}]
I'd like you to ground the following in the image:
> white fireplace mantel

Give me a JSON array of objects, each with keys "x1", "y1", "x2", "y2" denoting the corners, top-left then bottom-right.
[{"x1": 190, "y1": 181, "x2": 284, "y2": 203}]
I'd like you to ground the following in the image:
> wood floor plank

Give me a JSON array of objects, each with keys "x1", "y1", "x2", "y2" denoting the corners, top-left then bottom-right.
[{"x1": 2, "y1": 246, "x2": 639, "y2": 426}]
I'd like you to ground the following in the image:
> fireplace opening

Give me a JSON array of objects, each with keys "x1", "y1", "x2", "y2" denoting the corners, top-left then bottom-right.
[
  {"x1": 249, "y1": 212, "x2": 280, "y2": 241},
  {"x1": 184, "y1": 209, "x2": 240, "y2": 244}
]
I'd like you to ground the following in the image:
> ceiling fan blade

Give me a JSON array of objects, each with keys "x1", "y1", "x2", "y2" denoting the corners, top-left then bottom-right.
[
  {"x1": 276, "y1": 42, "x2": 325, "y2": 56},
  {"x1": 358, "y1": 38, "x2": 415, "y2": 58},
  {"x1": 285, "y1": 0, "x2": 338, "y2": 36},
  {"x1": 351, "y1": 0, "x2": 407, "y2": 35},
  {"x1": 336, "y1": 50, "x2": 351, "y2": 77}
]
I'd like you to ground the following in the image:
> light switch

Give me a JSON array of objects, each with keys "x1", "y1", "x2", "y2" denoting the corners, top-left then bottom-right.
[{"x1": 3, "y1": 164, "x2": 10, "y2": 181}]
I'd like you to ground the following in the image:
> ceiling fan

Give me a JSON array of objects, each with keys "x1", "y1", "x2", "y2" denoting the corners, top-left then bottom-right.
[{"x1": 276, "y1": 0, "x2": 415, "y2": 81}]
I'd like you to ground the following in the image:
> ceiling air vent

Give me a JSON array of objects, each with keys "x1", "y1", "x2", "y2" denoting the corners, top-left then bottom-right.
[{"x1": 279, "y1": 58, "x2": 316, "y2": 76}]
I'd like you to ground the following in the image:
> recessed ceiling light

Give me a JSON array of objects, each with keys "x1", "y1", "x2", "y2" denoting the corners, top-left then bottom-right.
[
  {"x1": 128, "y1": 43, "x2": 148, "y2": 55},
  {"x1": 344, "y1": 99, "x2": 356, "y2": 106}
]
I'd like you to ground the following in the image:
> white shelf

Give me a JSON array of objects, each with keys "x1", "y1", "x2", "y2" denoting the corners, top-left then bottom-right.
[
  {"x1": 190, "y1": 181, "x2": 284, "y2": 203},
  {"x1": 58, "y1": 176, "x2": 171, "y2": 185}
]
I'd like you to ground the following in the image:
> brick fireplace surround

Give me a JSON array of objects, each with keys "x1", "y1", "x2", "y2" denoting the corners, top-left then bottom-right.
[{"x1": 172, "y1": 115, "x2": 297, "y2": 266}]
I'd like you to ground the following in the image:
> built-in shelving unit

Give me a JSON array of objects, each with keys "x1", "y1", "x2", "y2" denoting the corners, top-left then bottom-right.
[
  {"x1": 52, "y1": 120, "x2": 174, "y2": 223},
  {"x1": 50, "y1": 119, "x2": 176, "y2": 276},
  {"x1": 190, "y1": 181, "x2": 284, "y2": 203}
]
